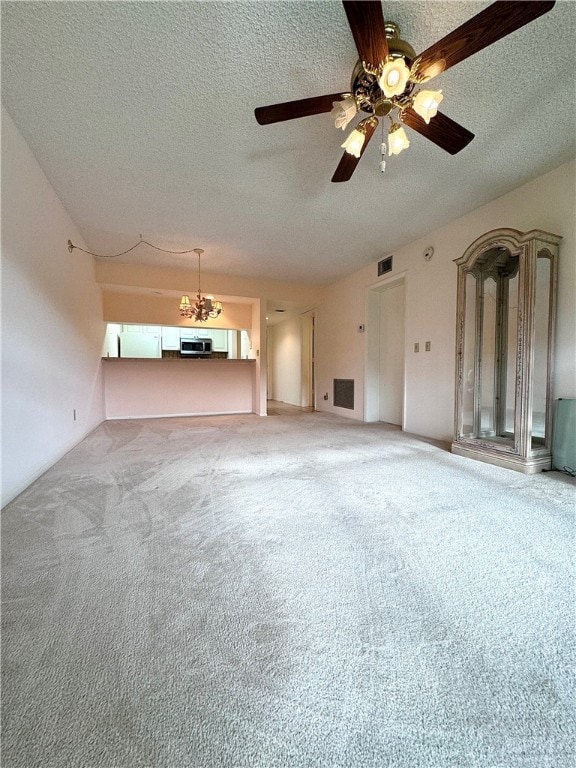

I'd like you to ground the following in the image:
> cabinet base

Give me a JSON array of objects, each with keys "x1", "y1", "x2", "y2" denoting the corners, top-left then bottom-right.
[{"x1": 451, "y1": 442, "x2": 551, "y2": 474}]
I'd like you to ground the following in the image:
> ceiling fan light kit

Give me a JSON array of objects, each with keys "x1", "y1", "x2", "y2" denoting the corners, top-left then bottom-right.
[
  {"x1": 412, "y1": 90, "x2": 444, "y2": 124},
  {"x1": 341, "y1": 116, "x2": 377, "y2": 158},
  {"x1": 378, "y1": 57, "x2": 411, "y2": 98},
  {"x1": 388, "y1": 123, "x2": 410, "y2": 156},
  {"x1": 254, "y1": 0, "x2": 556, "y2": 182},
  {"x1": 330, "y1": 94, "x2": 357, "y2": 130}
]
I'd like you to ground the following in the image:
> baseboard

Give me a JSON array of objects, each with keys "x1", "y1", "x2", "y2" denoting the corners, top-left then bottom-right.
[{"x1": 105, "y1": 410, "x2": 253, "y2": 420}]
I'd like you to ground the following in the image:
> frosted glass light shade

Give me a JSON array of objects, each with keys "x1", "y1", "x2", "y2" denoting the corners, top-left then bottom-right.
[
  {"x1": 388, "y1": 124, "x2": 410, "y2": 155},
  {"x1": 330, "y1": 96, "x2": 357, "y2": 130},
  {"x1": 341, "y1": 128, "x2": 365, "y2": 158},
  {"x1": 412, "y1": 90, "x2": 443, "y2": 123},
  {"x1": 378, "y1": 58, "x2": 410, "y2": 98}
]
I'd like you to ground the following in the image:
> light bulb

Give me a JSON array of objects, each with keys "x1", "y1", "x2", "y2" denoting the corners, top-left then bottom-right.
[
  {"x1": 412, "y1": 90, "x2": 443, "y2": 124},
  {"x1": 341, "y1": 127, "x2": 365, "y2": 158},
  {"x1": 388, "y1": 124, "x2": 410, "y2": 156},
  {"x1": 378, "y1": 58, "x2": 410, "y2": 98}
]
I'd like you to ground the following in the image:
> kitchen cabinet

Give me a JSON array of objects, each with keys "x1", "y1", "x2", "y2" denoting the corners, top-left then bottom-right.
[
  {"x1": 105, "y1": 323, "x2": 236, "y2": 358},
  {"x1": 211, "y1": 329, "x2": 228, "y2": 352},
  {"x1": 180, "y1": 327, "x2": 209, "y2": 338},
  {"x1": 161, "y1": 326, "x2": 180, "y2": 350},
  {"x1": 122, "y1": 325, "x2": 159, "y2": 334}
]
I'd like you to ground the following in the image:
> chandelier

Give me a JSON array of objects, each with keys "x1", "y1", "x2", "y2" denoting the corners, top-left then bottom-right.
[
  {"x1": 331, "y1": 23, "x2": 444, "y2": 170},
  {"x1": 179, "y1": 248, "x2": 223, "y2": 322}
]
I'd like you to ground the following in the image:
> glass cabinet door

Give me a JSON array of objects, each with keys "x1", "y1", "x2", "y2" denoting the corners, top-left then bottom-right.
[
  {"x1": 452, "y1": 229, "x2": 560, "y2": 473},
  {"x1": 460, "y1": 249, "x2": 519, "y2": 447},
  {"x1": 531, "y1": 255, "x2": 552, "y2": 448}
]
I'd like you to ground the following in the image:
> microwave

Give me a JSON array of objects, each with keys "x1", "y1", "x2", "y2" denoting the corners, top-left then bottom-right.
[{"x1": 180, "y1": 338, "x2": 212, "y2": 356}]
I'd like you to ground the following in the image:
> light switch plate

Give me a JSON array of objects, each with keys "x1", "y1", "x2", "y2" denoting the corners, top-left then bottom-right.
[
  {"x1": 414, "y1": 343, "x2": 419, "y2": 353},
  {"x1": 425, "y1": 341, "x2": 431, "y2": 351}
]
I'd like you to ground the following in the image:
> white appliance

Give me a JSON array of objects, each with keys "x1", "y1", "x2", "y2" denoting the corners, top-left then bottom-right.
[{"x1": 119, "y1": 331, "x2": 162, "y2": 358}]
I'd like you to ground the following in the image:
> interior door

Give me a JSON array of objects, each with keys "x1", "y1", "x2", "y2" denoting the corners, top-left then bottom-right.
[{"x1": 378, "y1": 281, "x2": 405, "y2": 425}]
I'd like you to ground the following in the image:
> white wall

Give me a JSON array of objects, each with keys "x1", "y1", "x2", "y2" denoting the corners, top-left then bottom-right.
[
  {"x1": 315, "y1": 161, "x2": 576, "y2": 442},
  {"x1": 251, "y1": 300, "x2": 267, "y2": 415},
  {"x1": 1, "y1": 109, "x2": 105, "y2": 505},
  {"x1": 268, "y1": 316, "x2": 303, "y2": 406}
]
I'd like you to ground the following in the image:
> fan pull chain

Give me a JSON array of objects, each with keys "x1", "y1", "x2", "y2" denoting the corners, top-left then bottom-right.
[{"x1": 379, "y1": 123, "x2": 387, "y2": 174}]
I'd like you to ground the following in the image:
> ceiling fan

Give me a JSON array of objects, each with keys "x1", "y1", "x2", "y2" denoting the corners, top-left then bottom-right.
[{"x1": 255, "y1": 1, "x2": 555, "y2": 182}]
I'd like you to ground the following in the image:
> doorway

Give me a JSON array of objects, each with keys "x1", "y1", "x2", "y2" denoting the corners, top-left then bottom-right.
[
  {"x1": 365, "y1": 276, "x2": 406, "y2": 425},
  {"x1": 266, "y1": 313, "x2": 315, "y2": 411},
  {"x1": 378, "y1": 281, "x2": 405, "y2": 424}
]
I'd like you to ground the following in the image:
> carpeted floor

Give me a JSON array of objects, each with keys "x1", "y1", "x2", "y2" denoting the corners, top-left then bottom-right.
[{"x1": 1, "y1": 410, "x2": 575, "y2": 768}]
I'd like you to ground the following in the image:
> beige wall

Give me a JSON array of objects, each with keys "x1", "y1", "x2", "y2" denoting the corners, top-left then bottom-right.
[
  {"x1": 315, "y1": 161, "x2": 576, "y2": 442},
  {"x1": 96, "y1": 261, "x2": 323, "y2": 307},
  {"x1": 268, "y1": 316, "x2": 303, "y2": 406},
  {"x1": 102, "y1": 290, "x2": 252, "y2": 329},
  {"x1": 103, "y1": 360, "x2": 255, "y2": 418},
  {"x1": 1, "y1": 109, "x2": 105, "y2": 505}
]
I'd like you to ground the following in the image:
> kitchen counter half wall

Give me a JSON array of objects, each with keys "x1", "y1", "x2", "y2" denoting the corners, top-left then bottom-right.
[{"x1": 102, "y1": 358, "x2": 256, "y2": 419}]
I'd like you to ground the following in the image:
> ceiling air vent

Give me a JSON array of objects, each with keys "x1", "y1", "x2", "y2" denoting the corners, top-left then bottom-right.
[{"x1": 378, "y1": 256, "x2": 393, "y2": 276}]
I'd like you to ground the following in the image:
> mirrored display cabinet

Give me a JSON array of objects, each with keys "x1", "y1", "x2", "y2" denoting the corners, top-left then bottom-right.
[{"x1": 452, "y1": 228, "x2": 561, "y2": 473}]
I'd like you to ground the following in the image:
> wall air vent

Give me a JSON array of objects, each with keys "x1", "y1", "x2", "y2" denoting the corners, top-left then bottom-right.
[
  {"x1": 334, "y1": 379, "x2": 354, "y2": 410},
  {"x1": 378, "y1": 256, "x2": 393, "y2": 276}
]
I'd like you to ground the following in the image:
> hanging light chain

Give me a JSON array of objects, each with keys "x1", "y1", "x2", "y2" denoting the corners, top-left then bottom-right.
[{"x1": 67, "y1": 234, "x2": 202, "y2": 258}]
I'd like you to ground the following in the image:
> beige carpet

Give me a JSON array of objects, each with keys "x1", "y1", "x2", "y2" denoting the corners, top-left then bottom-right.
[{"x1": 2, "y1": 411, "x2": 575, "y2": 767}]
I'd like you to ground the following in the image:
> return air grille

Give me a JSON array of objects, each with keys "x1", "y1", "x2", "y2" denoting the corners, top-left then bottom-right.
[
  {"x1": 334, "y1": 379, "x2": 354, "y2": 410},
  {"x1": 378, "y1": 256, "x2": 393, "y2": 276}
]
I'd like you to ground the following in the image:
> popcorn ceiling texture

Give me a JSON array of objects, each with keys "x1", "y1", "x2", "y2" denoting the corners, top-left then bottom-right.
[
  {"x1": 1, "y1": 1, "x2": 575, "y2": 284},
  {"x1": 1, "y1": 411, "x2": 574, "y2": 767}
]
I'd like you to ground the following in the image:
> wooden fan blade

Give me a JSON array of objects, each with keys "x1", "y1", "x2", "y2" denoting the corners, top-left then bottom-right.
[
  {"x1": 342, "y1": 1, "x2": 389, "y2": 68},
  {"x1": 412, "y1": 1, "x2": 555, "y2": 82},
  {"x1": 402, "y1": 109, "x2": 474, "y2": 155},
  {"x1": 255, "y1": 93, "x2": 346, "y2": 125},
  {"x1": 331, "y1": 119, "x2": 378, "y2": 183}
]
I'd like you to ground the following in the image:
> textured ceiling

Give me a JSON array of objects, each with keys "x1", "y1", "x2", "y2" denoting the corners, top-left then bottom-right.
[{"x1": 2, "y1": 1, "x2": 575, "y2": 286}]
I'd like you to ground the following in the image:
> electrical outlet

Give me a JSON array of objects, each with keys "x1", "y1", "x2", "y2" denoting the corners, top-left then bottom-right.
[
  {"x1": 414, "y1": 343, "x2": 419, "y2": 353},
  {"x1": 425, "y1": 341, "x2": 431, "y2": 351}
]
